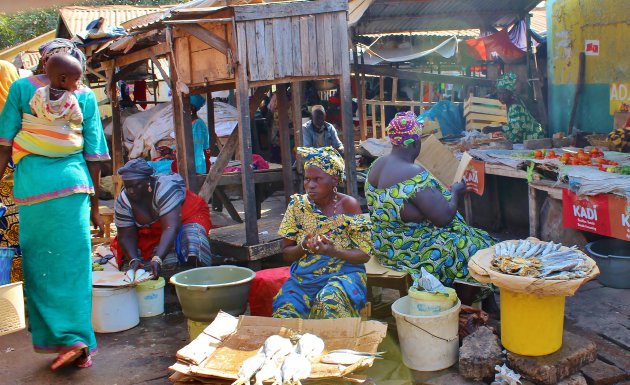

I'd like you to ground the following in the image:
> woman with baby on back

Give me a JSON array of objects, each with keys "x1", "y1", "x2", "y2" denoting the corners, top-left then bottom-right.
[{"x1": 0, "y1": 39, "x2": 109, "y2": 370}]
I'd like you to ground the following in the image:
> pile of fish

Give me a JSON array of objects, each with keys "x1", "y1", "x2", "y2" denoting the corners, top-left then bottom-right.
[
  {"x1": 232, "y1": 334, "x2": 383, "y2": 385},
  {"x1": 123, "y1": 268, "x2": 151, "y2": 283},
  {"x1": 492, "y1": 240, "x2": 590, "y2": 280}
]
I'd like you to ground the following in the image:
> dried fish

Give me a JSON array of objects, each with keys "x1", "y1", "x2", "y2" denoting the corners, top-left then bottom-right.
[
  {"x1": 295, "y1": 333, "x2": 325, "y2": 361},
  {"x1": 320, "y1": 352, "x2": 371, "y2": 366},
  {"x1": 281, "y1": 352, "x2": 311, "y2": 385},
  {"x1": 254, "y1": 358, "x2": 282, "y2": 385},
  {"x1": 232, "y1": 352, "x2": 266, "y2": 385},
  {"x1": 260, "y1": 335, "x2": 294, "y2": 361}
]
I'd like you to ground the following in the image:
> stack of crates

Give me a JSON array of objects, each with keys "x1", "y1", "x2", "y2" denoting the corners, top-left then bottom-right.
[{"x1": 464, "y1": 96, "x2": 507, "y2": 131}]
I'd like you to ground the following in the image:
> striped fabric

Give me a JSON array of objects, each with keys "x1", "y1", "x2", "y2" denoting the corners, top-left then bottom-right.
[
  {"x1": 13, "y1": 113, "x2": 83, "y2": 164},
  {"x1": 114, "y1": 174, "x2": 186, "y2": 228}
]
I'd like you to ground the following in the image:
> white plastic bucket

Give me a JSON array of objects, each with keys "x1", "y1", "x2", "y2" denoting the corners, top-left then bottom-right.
[
  {"x1": 92, "y1": 286, "x2": 140, "y2": 333},
  {"x1": 392, "y1": 295, "x2": 461, "y2": 371},
  {"x1": 136, "y1": 277, "x2": 165, "y2": 317}
]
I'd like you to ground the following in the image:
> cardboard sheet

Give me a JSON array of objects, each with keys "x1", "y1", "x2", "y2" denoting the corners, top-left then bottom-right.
[
  {"x1": 416, "y1": 135, "x2": 464, "y2": 187},
  {"x1": 91, "y1": 271, "x2": 151, "y2": 287},
  {"x1": 453, "y1": 152, "x2": 473, "y2": 184},
  {"x1": 171, "y1": 312, "x2": 388, "y2": 382}
]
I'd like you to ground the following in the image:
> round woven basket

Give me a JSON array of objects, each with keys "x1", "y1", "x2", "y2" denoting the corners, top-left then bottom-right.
[{"x1": 587, "y1": 134, "x2": 610, "y2": 148}]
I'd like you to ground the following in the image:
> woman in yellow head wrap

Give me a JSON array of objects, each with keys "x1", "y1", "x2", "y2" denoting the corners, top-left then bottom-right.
[
  {"x1": 273, "y1": 147, "x2": 372, "y2": 319},
  {"x1": 0, "y1": 60, "x2": 19, "y2": 114}
]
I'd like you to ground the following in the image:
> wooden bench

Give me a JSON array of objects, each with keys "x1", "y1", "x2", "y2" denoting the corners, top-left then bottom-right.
[{"x1": 365, "y1": 256, "x2": 411, "y2": 318}]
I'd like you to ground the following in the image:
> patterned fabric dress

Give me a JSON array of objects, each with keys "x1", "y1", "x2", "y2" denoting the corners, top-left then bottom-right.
[
  {"x1": 0, "y1": 163, "x2": 21, "y2": 283},
  {"x1": 273, "y1": 194, "x2": 371, "y2": 319},
  {"x1": 366, "y1": 170, "x2": 495, "y2": 286},
  {"x1": 503, "y1": 100, "x2": 544, "y2": 143}
]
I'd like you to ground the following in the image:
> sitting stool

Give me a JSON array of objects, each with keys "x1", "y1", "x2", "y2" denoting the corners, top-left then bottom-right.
[
  {"x1": 91, "y1": 206, "x2": 115, "y2": 244},
  {"x1": 365, "y1": 255, "x2": 412, "y2": 318}
]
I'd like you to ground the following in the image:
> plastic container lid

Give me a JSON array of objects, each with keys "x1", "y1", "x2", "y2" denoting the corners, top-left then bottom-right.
[{"x1": 136, "y1": 277, "x2": 165, "y2": 291}]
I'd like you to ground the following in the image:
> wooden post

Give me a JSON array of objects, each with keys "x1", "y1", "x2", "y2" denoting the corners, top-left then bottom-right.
[
  {"x1": 106, "y1": 70, "x2": 124, "y2": 196},
  {"x1": 339, "y1": 27, "x2": 358, "y2": 197},
  {"x1": 277, "y1": 84, "x2": 293, "y2": 204},
  {"x1": 352, "y1": 38, "x2": 366, "y2": 141},
  {"x1": 291, "y1": 81, "x2": 304, "y2": 193},
  {"x1": 379, "y1": 76, "x2": 385, "y2": 137},
  {"x1": 235, "y1": 30, "x2": 259, "y2": 245},
  {"x1": 206, "y1": 92, "x2": 217, "y2": 152},
  {"x1": 528, "y1": 185, "x2": 539, "y2": 238}
]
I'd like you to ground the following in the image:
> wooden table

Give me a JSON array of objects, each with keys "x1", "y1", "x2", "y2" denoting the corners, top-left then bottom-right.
[
  {"x1": 196, "y1": 163, "x2": 284, "y2": 222},
  {"x1": 209, "y1": 215, "x2": 284, "y2": 261}
]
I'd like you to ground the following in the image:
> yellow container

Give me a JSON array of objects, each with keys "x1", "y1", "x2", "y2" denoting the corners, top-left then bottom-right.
[
  {"x1": 187, "y1": 318, "x2": 210, "y2": 341},
  {"x1": 408, "y1": 287, "x2": 458, "y2": 316},
  {"x1": 501, "y1": 289, "x2": 565, "y2": 356}
]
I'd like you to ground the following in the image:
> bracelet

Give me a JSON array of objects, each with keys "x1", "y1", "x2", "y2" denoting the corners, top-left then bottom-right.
[
  {"x1": 130, "y1": 258, "x2": 142, "y2": 267},
  {"x1": 151, "y1": 255, "x2": 163, "y2": 266},
  {"x1": 299, "y1": 238, "x2": 308, "y2": 252}
]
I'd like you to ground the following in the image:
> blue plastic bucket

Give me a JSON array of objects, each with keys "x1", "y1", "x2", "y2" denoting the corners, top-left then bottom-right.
[{"x1": 0, "y1": 248, "x2": 16, "y2": 285}]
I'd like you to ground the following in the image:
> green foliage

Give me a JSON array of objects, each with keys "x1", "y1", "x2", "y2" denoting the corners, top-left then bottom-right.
[{"x1": 0, "y1": 0, "x2": 184, "y2": 50}]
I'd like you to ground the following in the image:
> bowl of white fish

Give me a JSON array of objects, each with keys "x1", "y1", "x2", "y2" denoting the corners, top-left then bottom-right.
[
  {"x1": 170, "y1": 266, "x2": 255, "y2": 321},
  {"x1": 469, "y1": 238, "x2": 599, "y2": 296}
]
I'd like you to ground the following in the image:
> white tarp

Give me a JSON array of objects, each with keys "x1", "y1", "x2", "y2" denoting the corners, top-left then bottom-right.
[{"x1": 358, "y1": 36, "x2": 459, "y2": 65}]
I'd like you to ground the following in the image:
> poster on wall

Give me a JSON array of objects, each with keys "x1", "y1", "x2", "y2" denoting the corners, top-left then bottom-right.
[
  {"x1": 585, "y1": 40, "x2": 600, "y2": 56},
  {"x1": 610, "y1": 83, "x2": 630, "y2": 115}
]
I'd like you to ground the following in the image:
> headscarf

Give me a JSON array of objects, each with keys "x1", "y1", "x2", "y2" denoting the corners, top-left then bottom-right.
[
  {"x1": 297, "y1": 146, "x2": 345, "y2": 182},
  {"x1": 0, "y1": 60, "x2": 19, "y2": 114},
  {"x1": 39, "y1": 38, "x2": 86, "y2": 72},
  {"x1": 118, "y1": 158, "x2": 155, "y2": 181},
  {"x1": 386, "y1": 111, "x2": 423, "y2": 146},
  {"x1": 496, "y1": 72, "x2": 518, "y2": 92},
  {"x1": 190, "y1": 94, "x2": 206, "y2": 111}
]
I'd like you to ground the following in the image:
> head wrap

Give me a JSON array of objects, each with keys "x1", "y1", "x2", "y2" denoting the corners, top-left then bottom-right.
[
  {"x1": 190, "y1": 94, "x2": 206, "y2": 111},
  {"x1": 0, "y1": 60, "x2": 19, "y2": 114},
  {"x1": 496, "y1": 72, "x2": 518, "y2": 92},
  {"x1": 297, "y1": 146, "x2": 345, "y2": 182},
  {"x1": 311, "y1": 105, "x2": 325, "y2": 115},
  {"x1": 118, "y1": 158, "x2": 155, "y2": 181},
  {"x1": 386, "y1": 111, "x2": 423, "y2": 146},
  {"x1": 39, "y1": 38, "x2": 86, "y2": 72}
]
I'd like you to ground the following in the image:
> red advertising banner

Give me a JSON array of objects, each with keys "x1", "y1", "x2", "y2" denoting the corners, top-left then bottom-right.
[
  {"x1": 463, "y1": 160, "x2": 485, "y2": 196},
  {"x1": 562, "y1": 189, "x2": 611, "y2": 236},
  {"x1": 608, "y1": 194, "x2": 630, "y2": 241}
]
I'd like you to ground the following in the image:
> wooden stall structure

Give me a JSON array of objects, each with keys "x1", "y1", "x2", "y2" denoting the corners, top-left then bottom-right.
[{"x1": 90, "y1": 0, "x2": 357, "y2": 256}]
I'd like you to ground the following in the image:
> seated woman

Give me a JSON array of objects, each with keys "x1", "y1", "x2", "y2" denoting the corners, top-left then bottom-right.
[
  {"x1": 273, "y1": 147, "x2": 371, "y2": 319},
  {"x1": 366, "y1": 111, "x2": 496, "y2": 306},
  {"x1": 112, "y1": 158, "x2": 212, "y2": 277}
]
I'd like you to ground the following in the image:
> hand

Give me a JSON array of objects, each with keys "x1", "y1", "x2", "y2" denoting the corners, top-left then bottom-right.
[
  {"x1": 301, "y1": 234, "x2": 316, "y2": 253},
  {"x1": 128, "y1": 258, "x2": 143, "y2": 272},
  {"x1": 309, "y1": 235, "x2": 335, "y2": 255},
  {"x1": 90, "y1": 207, "x2": 105, "y2": 237},
  {"x1": 150, "y1": 260, "x2": 161, "y2": 279},
  {"x1": 451, "y1": 181, "x2": 468, "y2": 195}
]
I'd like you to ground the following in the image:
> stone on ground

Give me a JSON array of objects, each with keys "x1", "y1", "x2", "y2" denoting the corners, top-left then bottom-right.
[
  {"x1": 522, "y1": 374, "x2": 588, "y2": 385},
  {"x1": 459, "y1": 326, "x2": 503, "y2": 380},
  {"x1": 580, "y1": 360, "x2": 627, "y2": 385},
  {"x1": 424, "y1": 372, "x2": 485, "y2": 385},
  {"x1": 569, "y1": 327, "x2": 630, "y2": 376},
  {"x1": 507, "y1": 331, "x2": 597, "y2": 385}
]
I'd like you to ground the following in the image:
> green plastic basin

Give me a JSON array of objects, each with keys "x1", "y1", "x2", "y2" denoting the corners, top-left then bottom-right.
[{"x1": 170, "y1": 266, "x2": 255, "y2": 321}]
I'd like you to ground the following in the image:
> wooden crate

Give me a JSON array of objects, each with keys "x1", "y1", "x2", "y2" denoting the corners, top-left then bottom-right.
[{"x1": 464, "y1": 96, "x2": 507, "y2": 131}]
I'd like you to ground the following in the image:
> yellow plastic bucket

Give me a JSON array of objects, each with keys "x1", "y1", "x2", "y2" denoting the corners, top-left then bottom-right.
[
  {"x1": 408, "y1": 287, "x2": 458, "y2": 316},
  {"x1": 187, "y1": 318, "x2": 210, "y2": 341},
  {"x1": 500, "y1": 289, "x2": 565, "y2": 356}
]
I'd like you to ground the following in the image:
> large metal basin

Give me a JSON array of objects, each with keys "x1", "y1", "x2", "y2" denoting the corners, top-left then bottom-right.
[{"x1": 170, "y1": 266, "x2": 255, "y2": 321}]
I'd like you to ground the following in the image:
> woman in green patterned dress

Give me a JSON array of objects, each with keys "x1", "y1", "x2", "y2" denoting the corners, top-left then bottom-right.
[{"x1": 366, "y1": 111, "x2": 496, "y2": 305}]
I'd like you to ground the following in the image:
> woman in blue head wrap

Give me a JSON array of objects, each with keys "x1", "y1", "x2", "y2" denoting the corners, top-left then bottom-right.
[{"x1": 189, "y1": 95, "x2": 210, "y2": 174}]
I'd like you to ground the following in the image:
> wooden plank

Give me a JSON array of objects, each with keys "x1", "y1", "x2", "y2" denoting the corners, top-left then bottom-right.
[
  {"x1": 484, "y1": 163, "x2": 530, "y2": 179},
  {"x1": 337, "y1": 19, "x2": 358, "y2": 197},
  {"x1": 465, "y1": 95, "x2": 504, "y2": 107},
  {"x1": 332, "y1": 12, "x2": 345, "y2": 75},
  {"x1": 277, "y1": 84, "x2": 293, "y2": 204},
  {"x1": 244, "y1": 21, "x2": 259, "y2": 81},
  {"x1": 299, "y1": 16, "x2": 311, "y2": 76},
  {"x1": 530, "y1": 180, "x2": 565, "y2": 200},
  {"x1": 235, "y1": 31, "x2": 259, "y2": 246},
  {"x1": 101, "y1": 44, "x2": 170, "y2": 70},
  {"x1": 379, "y1": 76, "x2": 385, "y2": 137},
  {"x1": 177, "y1": 23, "x2": 229, "y2": 55},
  {"x1": 306, "y1": 16, "x2": 318, "y2": 76},
  {"x1": 465, "y1": 113, "x2": 507, "y2": 124},
  {"x1": 190, "y1": 48, "x2": 231, "y2": 84},
  {"x1": 464, "y1": 105, "x2": 507, "y2": 116},
  {"x1": 353, "y1": 46, "x2": 366, "y2": 141},
  {"x1": 290, "y1": 17, "x2": 302, "y2": 77},
  {"x1": 181, "y1": 95, "x2": 198, "y2": 191},
  {"x1": 175, "y1": 37, "x2": 192, "y2": 84},
  {"x1": 315, "y1": 14, "x2": 326, "y2": 75},
  {"x1": 149, "y1": 53, "x2": 171, "y2": 85},
  {"x1": 206, "y1": 92, "x2": 219, "y2": 153},
  {"x1": 254, "y1": 20, "x2": 268, "y2": 81},
  {"x1": 232, "y1": 0, "x2": 348, "y2": 22},
  {"x1": 106, "y1": 69, "x2": 124, "y2": 196},
  {"x1": 273, "y1": 18, "x2": 292, "y2": 78},
  {"x1": 263, "y1": 19, "x2": 276, "y2": 80},
  {"x1": 528, "y1": 185, "x2": 539, "y2": 238},
  {"x1": 392, "y1": 77, "x2": 398, "y2": 102},
  {"x1": 198, "y1": 129, "x2": 238, "y2": 201},
  {"x1": 291, "y1": 81, "x2": 304, "y2": 193},
  {"x1": 322, "y1": 13, "x2": 334, "y2": 75},
  {"x1": 357, "y1": 64, "x2": 494, "y2": 87}
]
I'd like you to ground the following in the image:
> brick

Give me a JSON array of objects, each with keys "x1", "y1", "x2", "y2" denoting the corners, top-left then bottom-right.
[
  {"x1": 507, "y1": 331, "x2": 597, "y2": 385},
  {"x1": 581, "y1": 360, "x2": 627, "y2": 385},
  {"x1": 459, "y1": 326, "x2": 504, "y2": 380},
  {"x1": 568, "y1": 327, "x2": 630, "y2": 376},
  {"x1": 558, "y1": 374, "x2": 589, "y2": 385}
]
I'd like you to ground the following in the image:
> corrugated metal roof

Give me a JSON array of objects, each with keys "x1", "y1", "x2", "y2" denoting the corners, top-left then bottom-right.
[
  {"x1": 123, "y1": 0, "x2": 223, "y2": 32},
  {"x1": 0, "y1": 30, "x2": 55, "y2": 62},
  {"x1": 352, "y1": 0, "x2": 542, "y2": 35},
  {"x1": 58, "y1": 5, "x2": 172, "y2": 37}
]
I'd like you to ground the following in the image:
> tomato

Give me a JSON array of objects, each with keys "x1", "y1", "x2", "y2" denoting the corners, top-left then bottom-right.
[
  {"x1": 570, "y1": 158, "x2": 579, "y2": 165},
  {"x1": 591, "y1": 147, "x2": 599, "y2": 154},
  {"x1": 610, "y1": 161, "x2": 619, "y2": 166},
  {"x1": 595, "y1": 158, "x2": 606, "y2": 164},
  {"x1": 534, "y1": 150, "x2": 543, "y2": 158},
  {"x1": 548, "y1": 150, "x2": 556, "y2": 157},
  {"x1": 599, "y1": 166, "x2": 606, "y2": 171},
  {"x1": 578, "y1": 148, "x2": 585, "y2": 154}
]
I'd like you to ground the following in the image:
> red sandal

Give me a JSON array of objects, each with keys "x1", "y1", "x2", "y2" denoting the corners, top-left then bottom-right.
[{"x1": 50, "y1": 347, "x2": 84, "y2": 370}]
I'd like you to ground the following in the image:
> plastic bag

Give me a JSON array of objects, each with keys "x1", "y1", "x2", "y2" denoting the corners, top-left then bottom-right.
[
  {"x1": 417, "y1": 100, "x2": 465, "y2": 137},
  {"x1": 412, "y1": 267, "x2": 449, "y2": 293},
  {"x1": 491, "y1": 364, "x2": 521, "y2": 385}
]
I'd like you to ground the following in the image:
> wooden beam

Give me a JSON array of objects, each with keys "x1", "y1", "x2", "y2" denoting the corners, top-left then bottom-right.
[
  {"x1": 357, "y1": 64, "x2": 494, "y2": 86},
  {"x1": 215, "y1": 186, "x2": 243, "y2": 223},
  {"x1": 198, "y1": 130, "x2": 239, "y2": 201},
  {"x1": 86, "y1": 67, "x2": 107, "y2": 82},
  {"x1": 106, "y1": 69, "x2": 124, "y2": 196},
  {"x1": 101, "y1": 44, "x2": 170, "y2": 70},
  {"x1": 352, "y1": 38, "x2": 367, "y2": 141},
  {"x1": 206, "y1": 92, "x2": 220, "y2": 153},
  {"x1": 339, "y1": 25, "x2": 358, "y2": 197},
  {"x1": 113, "y1": 61, "x2": 145, "y2": 82},
  {"x1": 277, "y1": 84, "x2": 293, "y2": 204},
  {"x1": 149, "y1": 53, "x2": 171, "y2": 85},
  {"x1": 291, "y1": 81, "x2": 304, "y2": 193},
  {"x1": 235, "y1": 31, "x2": 259, "y2": 245},
  {"x1": 177, "y1": 23, "x2": 229, "y2": 55},
  {"x1": 379, "y1": 76, "x2": 385, "y2": 137},
  {"x1": 233, "y1": 0, "x2": 347, "y2": 22}
]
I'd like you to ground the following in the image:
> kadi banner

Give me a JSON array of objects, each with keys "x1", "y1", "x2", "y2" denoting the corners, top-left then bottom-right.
[
  {"x1": 563, "y1": 189, "x2": 630, "y2": 241},
  {"x1": 463, "y1": 159, "x2": 485, "y2": 196}
]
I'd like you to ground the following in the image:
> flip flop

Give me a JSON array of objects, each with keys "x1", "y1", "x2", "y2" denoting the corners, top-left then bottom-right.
[
  {"x1": 50, "y1": 347, "x2": 84, "y2": 370},
  {"x1": 75, "y1": 352, "x2": 93, "y2": 369}
]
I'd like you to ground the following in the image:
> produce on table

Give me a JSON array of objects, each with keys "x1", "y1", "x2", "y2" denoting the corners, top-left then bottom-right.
[
  {"x1": 607, "y1": 165, "x2": 630, "y2": 175},
  {"x1": 92, "y1": 263, "x2": 104, "y2": 271},
  {"x1": 492, "y1": 240, "x2": 591, "y2": 279},
  {"x1": 510, "y1": 148, "x2": 619, "y2": 170}
]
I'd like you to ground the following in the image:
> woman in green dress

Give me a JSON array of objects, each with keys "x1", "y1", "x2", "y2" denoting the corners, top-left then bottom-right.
[
  {"x1": 0, "y1": 39, "x2": 109, "y2": 369},
  {"x1": 366, "y1": 111, "x2": 496, "y2": 305}
]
